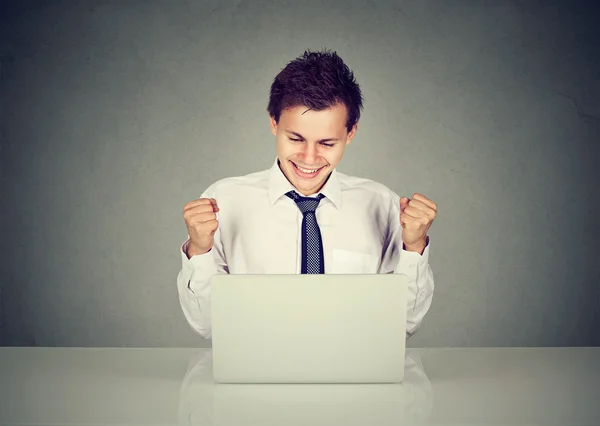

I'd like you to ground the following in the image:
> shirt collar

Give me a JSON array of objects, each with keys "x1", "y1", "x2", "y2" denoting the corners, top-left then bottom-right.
[{"x1": 268, "y1": 157, "x2": 342, "y2": 209}]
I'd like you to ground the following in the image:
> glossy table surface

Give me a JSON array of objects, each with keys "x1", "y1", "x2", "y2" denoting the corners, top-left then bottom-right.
[{"x1": 1, "y1": 346, "x2": 599, "y2": 425}]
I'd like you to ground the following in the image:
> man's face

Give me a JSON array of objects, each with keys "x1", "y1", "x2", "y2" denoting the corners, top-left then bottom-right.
[{"x1": 270, "y1": 103, "x2": 357, "y2": 196}]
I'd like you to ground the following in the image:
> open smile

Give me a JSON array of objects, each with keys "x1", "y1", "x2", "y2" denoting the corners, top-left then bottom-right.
[{"x1": 290, "y1": 161, "x2": 326, "y2": 179}]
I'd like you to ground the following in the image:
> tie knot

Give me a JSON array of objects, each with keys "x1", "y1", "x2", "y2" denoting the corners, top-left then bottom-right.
[{"x1": 286, "y1": 191, "x2": 325, "y2": 214}]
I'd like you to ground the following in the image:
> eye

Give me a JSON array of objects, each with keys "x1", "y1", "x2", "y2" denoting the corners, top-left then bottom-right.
[
  {"x1": 321, "y1": 142, "x2": 334, "y2": 147},
  {"x1": 289, "y1": 138, "x2": 302, "y2": 142}
]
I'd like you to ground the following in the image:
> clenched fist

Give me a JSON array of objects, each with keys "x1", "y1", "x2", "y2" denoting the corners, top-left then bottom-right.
[
  {"x1": 400, "y1": 193, "x2": 437, "y2": 254},
  {"x1": 183, "y1": 198, "x2": 220, "y2": 258}
]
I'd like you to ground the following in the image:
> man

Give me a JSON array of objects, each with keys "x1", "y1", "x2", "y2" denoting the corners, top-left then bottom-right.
[{"x1": 177, "y1": 49, "x2": 437, "y2": 339}]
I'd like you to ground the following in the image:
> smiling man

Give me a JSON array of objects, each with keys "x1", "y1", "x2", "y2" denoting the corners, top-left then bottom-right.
[{"x1": 177, "y1": 49, "x2": 437, "y2": 339}]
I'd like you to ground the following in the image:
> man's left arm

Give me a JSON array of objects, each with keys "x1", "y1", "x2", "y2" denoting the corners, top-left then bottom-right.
[{"x1": 380, "y1": 192, "x2": 437, "y2": 337}]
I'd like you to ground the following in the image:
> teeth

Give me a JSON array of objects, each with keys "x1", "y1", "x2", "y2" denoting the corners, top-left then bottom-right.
[{"x1": 295, "y1": 163, "x2": 321, "y2": 173}]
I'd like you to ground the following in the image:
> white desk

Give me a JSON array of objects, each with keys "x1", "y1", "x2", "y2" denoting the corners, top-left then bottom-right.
[{"x1": 0, "y1": 347, "x2": 598, "y2": 425}]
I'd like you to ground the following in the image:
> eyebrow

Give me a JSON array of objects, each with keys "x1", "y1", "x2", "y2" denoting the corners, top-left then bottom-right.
[{"x1": 285, "y1": 130, "x2": 338, "y2": 143}]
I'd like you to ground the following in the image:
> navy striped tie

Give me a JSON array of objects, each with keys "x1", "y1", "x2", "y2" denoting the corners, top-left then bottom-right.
[{"x1": 286, "y1": 191, "x2": 326, "y2": 274}]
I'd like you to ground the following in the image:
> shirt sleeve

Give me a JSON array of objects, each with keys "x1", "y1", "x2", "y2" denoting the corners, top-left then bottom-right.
[
  {"x1": 379, "y1": 193, "x2": 435, "y2": 338},
  {"x1": 176, "y1": 188, "x2": 229, "y2": 339}
]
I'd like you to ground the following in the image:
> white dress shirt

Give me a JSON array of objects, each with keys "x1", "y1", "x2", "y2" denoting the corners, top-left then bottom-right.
[{"x1": 177, "y1": 159, "x2": 434, "y2": 339}]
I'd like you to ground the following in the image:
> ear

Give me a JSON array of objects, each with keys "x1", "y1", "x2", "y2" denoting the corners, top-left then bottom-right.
[
  {"x1": 346, "y1": 123, "x2": 358, "y2": 145},
  {"x1": 269, "y1": 115, "x2": 278, "y2": 136}
]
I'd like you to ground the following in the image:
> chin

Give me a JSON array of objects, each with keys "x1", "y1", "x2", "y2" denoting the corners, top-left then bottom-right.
[{"x1": 292, "y1": 167, "x2": 330, "y2": 194}]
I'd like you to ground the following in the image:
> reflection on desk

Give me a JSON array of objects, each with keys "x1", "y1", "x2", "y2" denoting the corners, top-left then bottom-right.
[
  {"x1": 0, "y1": 347, "x2": 599, "y2": 425},
  {"x1": 178, "y1": 349, "x2": 434, "y2": 426}
]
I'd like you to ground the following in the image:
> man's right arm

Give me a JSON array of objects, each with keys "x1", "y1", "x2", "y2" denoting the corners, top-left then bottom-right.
[{"x1": 176, "y1": 237, "x2": 228, "y2": 339}]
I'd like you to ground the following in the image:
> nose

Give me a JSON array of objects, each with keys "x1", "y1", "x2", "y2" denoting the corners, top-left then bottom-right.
[{"x1": 301, "y1": 142, "x2": 319, "y2": 164}]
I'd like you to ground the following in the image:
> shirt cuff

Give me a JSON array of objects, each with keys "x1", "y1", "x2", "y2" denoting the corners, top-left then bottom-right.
[
  {"x1": 180, "y1": 239, "x2": 218, "y2": 295},
  {"x1": 397, "y1": 236, "x2": 430, "y2": 272}
]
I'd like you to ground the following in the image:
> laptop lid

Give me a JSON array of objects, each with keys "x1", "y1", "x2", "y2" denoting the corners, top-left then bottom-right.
[{"x1": 210, "y1": 274, "x2": 408, "y2": 384}]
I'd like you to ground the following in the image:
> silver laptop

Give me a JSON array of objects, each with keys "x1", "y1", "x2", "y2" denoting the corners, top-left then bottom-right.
[{"x1": 210, "y1": 274, "x2": 408, "y2": 384}]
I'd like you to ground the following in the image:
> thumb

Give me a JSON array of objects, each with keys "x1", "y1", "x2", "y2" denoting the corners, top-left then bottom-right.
[{"x1": 400, "y1": 196, "x2": 410, "y2": 211}]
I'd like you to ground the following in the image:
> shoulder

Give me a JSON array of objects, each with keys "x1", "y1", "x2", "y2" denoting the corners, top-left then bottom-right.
[
  {"x1": 336, "y1": 171, "x2": 400, "y2": 205},
  {"x1": 199, "y1": 168, "x2": 269, "y2": 199}
]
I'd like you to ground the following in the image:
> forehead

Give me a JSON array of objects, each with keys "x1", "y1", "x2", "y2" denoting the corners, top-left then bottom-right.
[{"x1": 279, "y1": 104, "x2": 348, "y2": 136}]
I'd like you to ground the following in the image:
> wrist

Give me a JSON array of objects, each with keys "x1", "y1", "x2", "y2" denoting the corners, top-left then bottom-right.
[
  {"x1": 186, "y1": 242, "x2": 211, "y2": 258},
  {"x1": 403, "y1": 237, "x2": 427, "y2": 254}
]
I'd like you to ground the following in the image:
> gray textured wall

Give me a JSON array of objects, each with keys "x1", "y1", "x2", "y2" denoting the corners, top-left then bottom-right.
[{"x1": 1, "y1": 0, "x2": 598, "y2": 348}]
